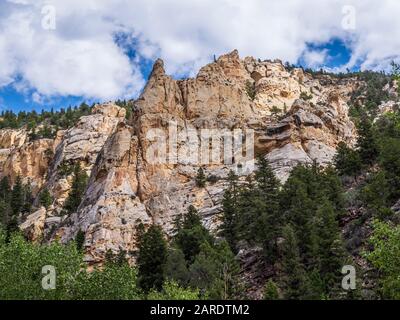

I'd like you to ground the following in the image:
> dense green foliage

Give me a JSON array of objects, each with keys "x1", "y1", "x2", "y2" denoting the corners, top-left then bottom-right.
[
  {"x1": 263, "y1": 279, "x2": 279, "y2": 300},
  {"x1": 0, "y1": 103, "x2": 93, "y2": 134},
  {"x1": 137, "y1": 224, "x2": 168, "y2": 292},
  {"x1": 167, "y1": 206, "x2": 240, "y2": 299},
  {"x1": 63, "y1": 164, "x2": 88, "y2": 214},
  {"x1": 365, "y1": 220, "x2": 400, "y2": 299},
  {"x1": 220, "y1": 159, "x2": 349, "y2": 299},
  {"x1": 0, "y1": 226, "x2": 205, "y2": 300},
  {"x1": 0, "y1": 176, "x2": 33, "y2": 239},
  {"x1": 39, "y1": 188, "x2": 53, "y2": 209},
  {"x1": 333, "y1": 66, "x2": 400, "y2": 299},
  {"x1": 334, "y1": 142, "x2": 362, "y2": 178}
]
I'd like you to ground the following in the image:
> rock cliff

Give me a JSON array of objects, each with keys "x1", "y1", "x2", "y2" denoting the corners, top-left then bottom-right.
[{"x1": 0, "y1": 50, "x2": 360, "y2": 264}]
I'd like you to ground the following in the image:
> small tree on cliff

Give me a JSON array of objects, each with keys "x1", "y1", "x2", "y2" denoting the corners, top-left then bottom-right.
[
  {"x1": 221, "y1": 170, "x2": 240, "y2": 251},
  {"x1": 195, "y1": 167, "x2": 206, "y2": 188},
  {"x1": 334, "y1": 142, "x2": 362, "y2": 178},
  {"x1": 11, "y1": 176, "x2": 24, "y2": 216},
  {"x1": 39, "y1": 188, "x2": 53, "y2": 209},
  {"x1": 63, "y1": 164, "x2": 88, "y2": 214}
]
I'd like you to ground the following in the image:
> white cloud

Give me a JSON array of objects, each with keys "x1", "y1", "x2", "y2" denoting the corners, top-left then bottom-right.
[
  {"x1": 1, "y1": 0, "x2": 400, "y2": 102},
  {"x1": 302, "y1": 49, "x2": 330, "y2": 69}
]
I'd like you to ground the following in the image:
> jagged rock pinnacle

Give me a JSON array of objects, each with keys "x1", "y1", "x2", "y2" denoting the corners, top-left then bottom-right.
[{"x1": 149, "y1": 58, "x2": 165, "y2": 78}]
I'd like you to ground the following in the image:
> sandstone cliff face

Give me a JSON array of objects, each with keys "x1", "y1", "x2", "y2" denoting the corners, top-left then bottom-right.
[
  {"x1": 55, "y1": 50, "x2": 357, "y2": 263},
  {"x1": 45, "y1": 103, "x2": 126, "y2": 211},
  {"x1": 0, "y1": 50, "x2": 359, "y2": 263}
]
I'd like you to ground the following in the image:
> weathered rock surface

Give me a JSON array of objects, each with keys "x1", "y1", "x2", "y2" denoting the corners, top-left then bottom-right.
[
  {"x1": 46, "y1": 103, "x2": 126, "y2": 210},
  {"x1": 20, "y1": 207, "x2": 47, "y2": 242},
  {"x1": 2, "y1": 139, "x2": 54, "y2": 189}
]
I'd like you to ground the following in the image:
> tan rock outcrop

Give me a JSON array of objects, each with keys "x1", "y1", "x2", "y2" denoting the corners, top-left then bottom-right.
[
  {"x1": 45, "y1": 103, "x2": 126, "y2": 210},
  {"x1": 0, "y1": 128, "x2": 27, "y2": 149},
  {"x1": 20, "y1": 207, "x2": 47, "y2": 242},
  {"x1": 2, "y1": 139, "x2": 54, "y2": 189}
]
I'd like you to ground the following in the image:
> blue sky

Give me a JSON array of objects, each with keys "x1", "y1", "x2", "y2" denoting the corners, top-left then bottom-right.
[{"x1": 1, "y1": 0, "x2": 399, "y2": 113}]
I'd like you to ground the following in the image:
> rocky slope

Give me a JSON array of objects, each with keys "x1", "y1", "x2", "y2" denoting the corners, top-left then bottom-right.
[{"x1": 0, "y1": 50, "x2": 360, "y2": 264}]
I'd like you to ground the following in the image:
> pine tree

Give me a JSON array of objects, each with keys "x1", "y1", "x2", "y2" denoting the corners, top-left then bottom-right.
[
  {"x1": 11, "y1": 176, "x2": 23, "y2": 216},
  {"x1": 0, "y1": 176, "x2": 11, "y2": 202},
  {"x1": 195, "y1": 167, "x2": 206, "y2": 188},
  {"x1": 137, "y1": 224, "x2": 167, "y2": 292},
  {"x1": 63, "y1": 164, "x2": 88, "y2": 214},
  {"x1": 0, "y1": 199, "x2": 9, "y2": 226},
  {"x1": 378, "y1": 137, "x2": 400, "y2": 202},
  {"x1": 263, "y1": 279, "x2": 280, "y2": 300},
  {"x1": 164, "y1": 248, "x2": 190, "y2": 286},
  {"x1": 315, "y1": 199, "x2": 347, "y2": 296},
  {"x1": 356, "y1": 116, "x2": 379, "y2": 166},
  {"x1": 284, "y1": 183, "x2": 317, "y2": 267},
  {"x1": 255, "y1": 156, "x2": 280, "y2": 196},
  {"x1": 236, "y1": 175, "x2": 259, "y2": 243},
  {"x1": 221, "y1": 170, "x2": 240, "y2": 251},
  {"x1": 189, "y1": 240, "x2": 240, "y2": 299},
  {"x1": 280, "y1": 224, "x2": 308, "y2": 300},
  {"x1": 75, "y1": 230, "x2": 85, "y2": 252},
  {"x1": 39, "y1": 188, "x2": 53, "y2": 209},
  {"x1": 174, "y1": 205, "x2": 213, "y2": 263},
  {"x1": 22, "y1": 181, "x2": 33, "y2": 213},
  {"x1": 254, "y1": 156, "x2": 281, "y2": 262},
  {"x1": 320, "y1": 166, "x2": 346, "y2": 214},
  {"x1": 325, "y1": 239, "x2": 348, "y2": 298},
  {"x1": 334, "y1": 142, "x2": 362, "y2": 178},
  {"x1": 360, "y1": 171, "x2": 391, "y2": 219}
]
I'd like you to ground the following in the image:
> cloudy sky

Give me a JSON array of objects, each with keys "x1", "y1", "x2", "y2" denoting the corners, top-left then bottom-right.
[{"x1": 0, "y1": 0, "x2": 400, "y2": 112}]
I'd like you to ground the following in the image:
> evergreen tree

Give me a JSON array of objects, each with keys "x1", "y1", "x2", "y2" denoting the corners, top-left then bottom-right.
[
  {"x1": 0, "y1": 177, "x2": 11, "y2": 202},
  {"x1": 334, "y1": 142, "x2": 362, "y2": 178},
  {"x1": 195, "y1": 167, "x2": 206, "y2": 188},
  {"x1": 164, "y1": 248, "x2": 190, "y2": 287},
  {"x1": 320, "y1": 166, "x2": 346, "y2": 214},
  {"x1": 378, "y1": 137, "x2": 400, "y2": 202},
  {"x1": 11, "y1": 176, "x2": 24, "y2": 216},
  {"x1": 254, "y1": 157, "x2": 281, "y2": 262},
  {"x1": 315, "y1": 199, "x2": 347, "y2": 295},
  {"x1": 39, "y1": 188, "x2": 53, "y2": 209},
  {"x1": 22, "y1": 181, "x2": 33, "y2": 213},
  {"x1": 255, "y1": 157, "x2": 280, "y2": 196},
  {"x1": 63, "y1": 164, "x2": 88, "y2": 214},
  {"x1": 137, "y1": 224, "x2": 167, "y2": 292},
  {"x1": 189, "y1": 240, "x2": 240, "y2": 299},
  {"x1": 280, "y1": 225, "x2": 308, "y2": 300},
  {"x1": 284, "y1": 182, "x2": 317, "y2": 267},
  {"x1": 221, "y1": 170, "x2": 240, "y2": 251},
  {"x1": 360, "y1": 171, "x2": 392, "y2": 219},
  {"x1": 356, "y1": 116, "x2": 379, "y2": 166},
  {"x1": 75, "y1": 230, "x2": 85, "y2": 252},
  {"x1": 0, "y1": 199, "x2": 8, "y2": 226},
  {"x1": 263, "y1": 279, "x2": 280, "y2": 300},
  {"x1": 236, "y1": 175, "x2": 259, "y2": 243},
  {"x1": 174, "y1": 205, "x2": 213, "y2": 263}
]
